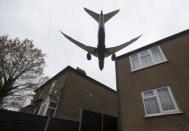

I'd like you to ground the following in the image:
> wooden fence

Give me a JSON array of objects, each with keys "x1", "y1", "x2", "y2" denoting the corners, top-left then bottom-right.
[{"x1": 0, "y1": 109, "x2": 79, "y2": 131}]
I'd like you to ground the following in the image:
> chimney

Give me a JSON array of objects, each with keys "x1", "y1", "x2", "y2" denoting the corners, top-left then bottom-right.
[{"x1": 76, "y1": 67, "x2": 86, "y2": 75}]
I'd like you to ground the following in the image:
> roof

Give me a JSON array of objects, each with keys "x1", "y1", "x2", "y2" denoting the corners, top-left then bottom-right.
[
  {"x1": 116, "y1": 29, "x2": 189, "y2": 60},
  {"x1": 35, "y1": 66, "x2": 116, "y2": 93}
]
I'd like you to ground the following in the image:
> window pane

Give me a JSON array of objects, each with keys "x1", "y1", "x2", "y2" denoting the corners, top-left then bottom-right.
[
  {"x1": 39, "y1": 104, "x2": 46, "y2": 115},
  {"x1": 157, "y1": 88, "x2": 175, "y2": 111},
  {"x1": 143, "y1": 91, "x2": 154, "y2": 97},
  {"x1": 49, "y1": 102, "x2": 57, "y2": 108},
  {"x1": 131, "y1": 54, "x2": 141, "y2": 70},
  {"x1": 151, "y1": 47, "x2": 164, "y2": 63},
  {"x1": 140, "y1": 51, "x2": 153, "y2": 67},
  {"x1": 144, "y1": 97, "x2": 160, "y2": 115},
  {"x1": 46, "y1": 108, "x2": 55, "y2": 117}
]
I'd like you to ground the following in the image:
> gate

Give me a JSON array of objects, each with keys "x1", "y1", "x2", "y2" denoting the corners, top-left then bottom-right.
[{"x1": 79, "y1": 109, "x2": 117, "y2": 131}]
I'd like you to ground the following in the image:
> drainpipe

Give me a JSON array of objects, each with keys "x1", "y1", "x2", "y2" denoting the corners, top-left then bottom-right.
[{"x1": 44, "y1": 116, "x2": 50, "y2": 131}]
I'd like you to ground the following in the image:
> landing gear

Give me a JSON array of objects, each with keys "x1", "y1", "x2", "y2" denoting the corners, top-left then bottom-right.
[{"x1": 87, "y1": 53, "x2": 91, "y2": 60}]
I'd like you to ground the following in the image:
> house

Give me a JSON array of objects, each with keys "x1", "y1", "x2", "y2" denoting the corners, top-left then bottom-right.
[
  {"x1": 115, "y1": 29, "x2": 189, "y2": 131},
  {"x1": 24, "y1": 66, "x2": 117, "y2": 122}
]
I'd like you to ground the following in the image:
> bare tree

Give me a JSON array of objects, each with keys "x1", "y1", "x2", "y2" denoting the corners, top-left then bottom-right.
[{"x1": 0, "y1": 35, "x2": 46, "y2": 109}]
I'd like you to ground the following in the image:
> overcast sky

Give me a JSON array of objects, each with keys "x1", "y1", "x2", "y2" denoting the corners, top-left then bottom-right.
[{"x1": 1, "y1": 0, "x2": 189, "y2": 90}]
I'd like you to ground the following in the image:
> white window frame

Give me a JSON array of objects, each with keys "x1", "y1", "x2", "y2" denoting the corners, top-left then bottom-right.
[
  {"x1": 129, "y1": 46, "x2": 168, "y2": 71},
  {"x1": 141, "y1": 86, "x2": 182, "y2": 117},
  {"x1": 38, "y1": 96, "x2": 58, "y2": 117}
]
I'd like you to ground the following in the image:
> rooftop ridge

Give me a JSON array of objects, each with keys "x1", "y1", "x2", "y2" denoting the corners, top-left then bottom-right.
[
  {"x1": 35, "y1": 66, "x2": 116, "y2": 93},
  {"x1": 117, "y1": 29, "x2": 189, "y2": 60}
]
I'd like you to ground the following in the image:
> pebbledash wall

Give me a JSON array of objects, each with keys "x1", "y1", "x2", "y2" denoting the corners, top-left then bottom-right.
[
  {"x1": 28, "y1": 66, "x2": 118, "y2": 122},
  {"x1": 115, "y1": 29, "x2": 189, "y2": 131}
]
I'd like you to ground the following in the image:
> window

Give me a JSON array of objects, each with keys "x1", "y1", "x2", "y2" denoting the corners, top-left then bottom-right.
[
  {"x1": 38, "y1": 96, "x2": 59, "y2": 117},
  {"x1": 142, "y1": 86, "x2": 182, "y2": 117},
  {"x1": 45, "y1": 101, "x2": 58, "y2": 117},
  {"x1": 130, "y1": 46, "x2": 167, "y2": 71}
]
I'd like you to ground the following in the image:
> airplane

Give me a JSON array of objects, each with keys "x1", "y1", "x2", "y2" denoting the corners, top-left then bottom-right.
[{"x1": 60, "y1": 8, "x2": 141, "y2": 70}]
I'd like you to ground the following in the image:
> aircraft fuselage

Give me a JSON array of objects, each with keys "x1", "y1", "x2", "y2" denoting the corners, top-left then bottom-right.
[{"x1": 97, "y1": 11, "x2": 106, "y2": 70}]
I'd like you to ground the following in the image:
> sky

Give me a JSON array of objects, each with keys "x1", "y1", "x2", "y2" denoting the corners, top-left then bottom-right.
[{"x1": 0, "y1": 0, "x2": 189, "y2": 90}]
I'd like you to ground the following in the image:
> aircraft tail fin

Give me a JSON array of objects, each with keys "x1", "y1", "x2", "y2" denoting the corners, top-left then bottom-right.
[
  {"x1": 84, "y1": 8, "x2": 119, "y2": 23},
  {"x1": 104, "y1": 9, "x2": 119, "y2": 23}
]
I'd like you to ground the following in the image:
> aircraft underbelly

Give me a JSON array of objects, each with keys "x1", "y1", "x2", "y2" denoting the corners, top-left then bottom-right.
[
  {"x1": 97, "y1": 43, "x2": 105, "y2": 70},
  {"x1": 98, "y1": 26, "x2": 105, "y2": 44},
  {"x1": 97, "y1": 25, "x2": 106, "y2": 70}
]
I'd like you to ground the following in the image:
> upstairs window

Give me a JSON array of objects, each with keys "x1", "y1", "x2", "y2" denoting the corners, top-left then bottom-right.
[
  {"x1": 130, "y1": 46, "x2": 167, "y2": 71},
  {"x1": 141, "y1": 86, "x2": 182, "y2": 117},
  {"x1": 38, "y1": 95, "x2": 59, "y2": 117},
  {"x1": 45, "y1": 101, "x2": 58, "y2": 117}
]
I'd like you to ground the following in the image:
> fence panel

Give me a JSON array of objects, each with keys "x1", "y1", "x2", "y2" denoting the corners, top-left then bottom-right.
[
  {"x1": 47, "y1": 118, "x2": 79, "y2": 131},
  {"x1": 0, "y1": 110, "x2": 79, "y2": 131},
  {"x1": 0, "y1": 109, "x2": 46, "y2": 131}
]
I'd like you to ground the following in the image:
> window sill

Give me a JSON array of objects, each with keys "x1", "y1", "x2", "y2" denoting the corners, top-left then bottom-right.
[
  {"x1": 144, "y1": 110, "x2": 183, "y2": 118},
  {"x1": 131, "y1": 60, "x2": 168, "y2": 72}
]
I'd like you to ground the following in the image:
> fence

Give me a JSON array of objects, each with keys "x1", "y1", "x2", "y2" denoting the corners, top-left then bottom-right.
[{"x1": 0, "y1": 109, "x2": 79, "y2": 131}]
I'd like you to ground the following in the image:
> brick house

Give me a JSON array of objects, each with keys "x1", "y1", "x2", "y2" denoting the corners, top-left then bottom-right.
[
  {"x1": 24, "y1": 66, "x2": 117, "y2": 122},
  {"x1": 115, "y1": 29, "x2": 189, "y2": 131}
]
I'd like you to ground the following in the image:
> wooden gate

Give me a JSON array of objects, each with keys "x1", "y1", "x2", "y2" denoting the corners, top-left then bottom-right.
[{"x1": 79, "y1": 109, "x2": 117, "y2": 131}]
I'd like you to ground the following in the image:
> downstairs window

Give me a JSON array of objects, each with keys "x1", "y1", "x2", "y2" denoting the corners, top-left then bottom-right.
[{"x1": 141, "y1": 86, "x2": 182, "y2": 117}]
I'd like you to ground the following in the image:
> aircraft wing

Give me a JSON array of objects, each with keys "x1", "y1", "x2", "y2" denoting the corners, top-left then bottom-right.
[
  {"x1": 60, "y1": 31, "x2": 97, "y2": 57},
  {"x1": 105, "y1": 35, "x2": 142, "y2": 57}
]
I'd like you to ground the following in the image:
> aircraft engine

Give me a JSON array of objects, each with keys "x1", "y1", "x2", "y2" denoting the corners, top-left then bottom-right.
[
  {"x1": 111, "y1": 54, "x2": 116, "y2": 61},
  {"x1": 87, "y1": 53, "x2": 91, "y2": 60}
]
